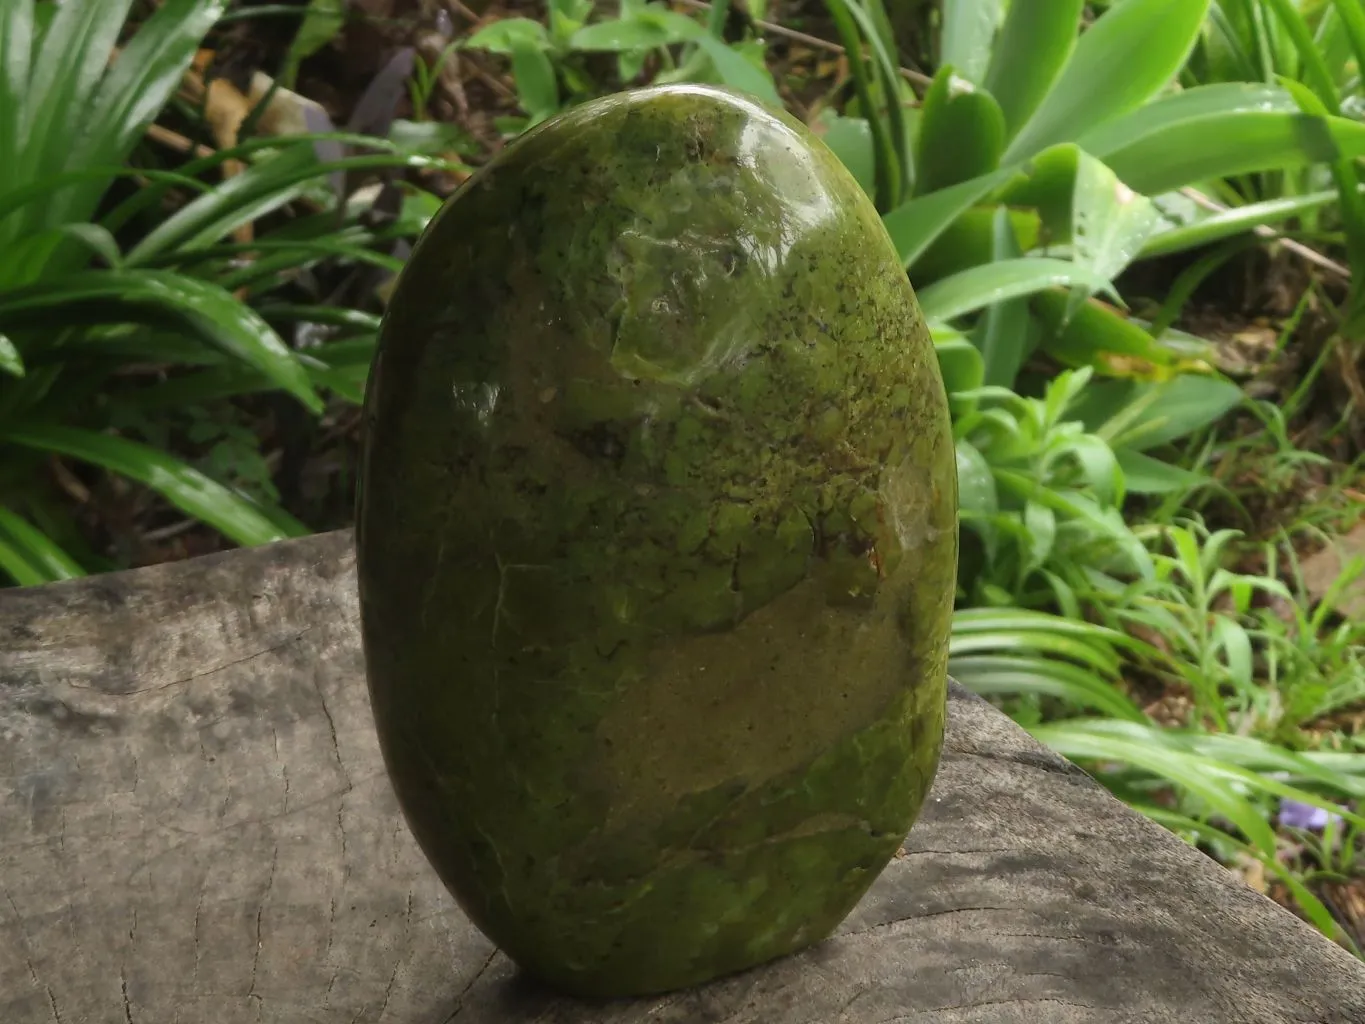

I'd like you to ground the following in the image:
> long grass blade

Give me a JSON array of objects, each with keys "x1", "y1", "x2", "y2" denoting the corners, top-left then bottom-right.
[
  {"x1": 0, "y1": 504, "x2": 83, "y2": 586},
  {"x1": 1, "y1": 425, "x2": 308, "y2": 548}
]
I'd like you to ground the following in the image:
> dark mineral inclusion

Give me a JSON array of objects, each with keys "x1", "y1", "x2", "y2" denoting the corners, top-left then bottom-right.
[{"x1": 355, "y1": 83, "x2": 959, "y2": 998}]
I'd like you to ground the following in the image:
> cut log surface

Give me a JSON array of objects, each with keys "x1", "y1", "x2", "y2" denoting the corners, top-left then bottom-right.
[{"x1": 2, "y1": 532, "x2": 1362, "y2": 1024}]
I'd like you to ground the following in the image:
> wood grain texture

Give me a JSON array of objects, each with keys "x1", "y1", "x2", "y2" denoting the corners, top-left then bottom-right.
[{"x1": 2, "y1": 531, "x2": 1362, "y2": 1024}]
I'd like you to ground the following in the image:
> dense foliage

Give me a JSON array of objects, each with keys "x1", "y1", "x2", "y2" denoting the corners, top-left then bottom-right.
[{"x1": 2, "y1": 0, "x2": 1362, "y2": 953}]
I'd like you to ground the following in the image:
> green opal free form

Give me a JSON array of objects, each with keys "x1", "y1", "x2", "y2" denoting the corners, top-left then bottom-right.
[{"x1": 355, "y1": 83, "x2": 958, "y2": 998}]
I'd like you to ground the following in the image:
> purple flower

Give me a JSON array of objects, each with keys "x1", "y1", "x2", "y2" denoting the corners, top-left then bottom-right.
[{"x1": 1278, "y1": 798, "x2": 1342, "y2": 831}]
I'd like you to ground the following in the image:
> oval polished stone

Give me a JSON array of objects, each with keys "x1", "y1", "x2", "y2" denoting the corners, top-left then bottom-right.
[{"x1": 355, "y1": 83, "x2": 958, "y2": 998}]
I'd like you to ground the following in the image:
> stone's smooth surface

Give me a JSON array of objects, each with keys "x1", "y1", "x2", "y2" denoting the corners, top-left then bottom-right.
[{"x1": 354, "y1": 83, "x2": 958, "y2": 997}]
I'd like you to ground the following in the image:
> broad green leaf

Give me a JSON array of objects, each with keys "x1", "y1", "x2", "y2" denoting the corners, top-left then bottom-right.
[
  {"x1": 989, "y1": 142, "x2": 1082, "y2": 243},
  {"x1": 1090, "y1": 110, "x2": 1365, "y2": 197},
  {"x1": 934, "y1": 333, "x2": 986, "y2": 397},
  {"x1": 1004, "y1": 0, "x2": 1213, "y2": 162},
  {"x1": 1139, "y1": 189, "x2": 1338, "y2": 258},
  {"x1": 569, "y1": 15, "x2": 686, "y2": 50},
  {"x1": 463, "y1": 17, "x2": 550, "y2": 53},
  {"x1": 882, "y1": 165, "x2": 1015, "y2": 268},
  {"x1": 509, "y1": 35, "x2": 560, "y2": 123},
  {"x1": 971, "y1": 206, "x2": 1034, "y2": 387},
  {"x1": 0, "y1": 270, "x2": 322, "y2": 412},
  {"x1": 816, "y1": 112, "x2": 876, "y2": 199},
  {"x1": 913, "y1": 67, "x2": 1006, "y2": 196},
  {"x1": 1095, "y1": 374, "x2": 1246, "y2": 451},
  {"x1": 0, "y1": 333, "x2": 19, "y2": 376},
  {"x1": 955, "y1": 438, "x2": 997, "y2": 517},
  {"x1": 1022, "y1": 499, "x2": 1057, "y2": 574},
  {"x1": 982, "y1": 0, "x2": 1084, "y2": 140},
  {"x1": 0, "y1": 504, "x2": 83, "y2": 585},
  {"x1": 919, "y1": 258, "x2": 1115, "y2": 323},
  {"x1": 647, "y1": 11, "x2": 780, "y2": 105},
  {"x1": 1069, "y1": 153, "x2": 1161, "y2": 305},
  {"x1": 1115, "y1": 448, "x2": 1210, "y2": 494},
  {"x1": 1, "y1": 425, "x2": 308, "y2": 547},
  {"x1": 1077, "y1": 82, "x2": 1296, "y2": 156},
  {"x1": 690, "y1": 33, "x2": 781, "y2": 106},
  {"x1": 1032, "y1": 292, "x2": 1179, "y2": 379},
  {"x1": 1053, "y1": 433, "x2": 1122, "y2": 505},
  {"x1": 940, "y1": 0, "x2": 1001, "y2": 84},
  {"x1": 908, "y1": 205, "x2": 1042, "y2": 286}
]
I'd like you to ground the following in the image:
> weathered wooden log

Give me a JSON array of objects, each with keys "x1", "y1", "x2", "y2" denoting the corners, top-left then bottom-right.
[{"x1": 1, "y1": 531, "x2": 1362, "y2": 1023}]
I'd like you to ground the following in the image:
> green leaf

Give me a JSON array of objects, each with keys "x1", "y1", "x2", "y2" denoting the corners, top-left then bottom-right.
[
  {"x1": 934, "y1": 331, "x2": 986, "y2": 396},
  {"x1": 982, "y1": 0, "x2": 1084, "y2": 139},
  {"x1": 509, "y1": 35, "x2": 560, "y2": 123},
  {"x1": 570, "y1": 15, "x2": 687, "y2": 50},
  {"x1": 913, "y1": 67, "x2": 1006, "y2": 195},
  {"x1": 882, "y1": 165, "x2": 1015, "y2": 269},
  {"x1": 955, "y1": 438, "x2": 998, "y2": 516},
  {"x1": 690, "y1": 33, "x2": 781, "y2": 106},
  {"x1": 1023, "y1": 499, "x2": 1057, "y2": 573},
  {"x1": 823, "y1": 0, "x2": 909, "y2": 208},
  {"x1": 1139, "y1": 188, "x2": 1338, "y2": 259},
  {"x1": 0, "y1": 270, "x2": 322, "y2": 412},
  {"x1": 0, "y1": 333, "x2": 21, "y2": 377},
  {"x1": 0, "y1": 1, "x2": 34, "y2": 200},
  {"x1": 463, "y1": 17, "x2": 550, "y2": 53},
  {"x1": 816, "y1": 112, "x2": 876, "y2": 200},
  {"x1": 1, "y1": 425, "x2": 308, "y2": 548},
  {"x1": 125, "y1": 146, "x2": 430, "y2": 265},
  {"x1": 1088, "y1": 108, "x2": 1365, "y2": 197},
  {"x1": 15, "y1": 0, "x2": 226, "y2": 248},
  {"x1": 940, "y1": 0, "x2": 1001, "y2": 84},
  {"x1": 1278, "y1": 77, "x2": 1365, "y2": 309},
  {"x1": 649, "y1": 11, "x2": 780, "y2": 105},
  {"x1": 282, "y1": 0, "x2": 346, "y2": 83},
  {"x1": 918, "y1": 258, "x2": 1115, "y2": 323},
  {"x1": 1096, "y1": 374, "x2": 1246, "y2": 451},
  {"x1": 971, "y1": 206, "x2": 1034, "y2": 387},
  {"x1": 0, "y1": 503, "x2": 83, "y2": 586},
  {"x1": 74, "y1": 0, "x2": 226, "y2": 178},
  {"x1": 1031, "y1": 722, "x2": 1279, "y2": 856},
  {"x1": 1114, "y1": 448, "x2": 1209, "y2": 494},
  {"x1": 1031, "y1": 292, "x2": 1178, "y2": 379},
  {"x1": 1004, "y1": 0, "x2": 1212, "y2": 162},
  {"x1": 1069, "y1": 153, "x2": 1161, "y2": 304},
  {"x1": 950, "y1": 653, "x2": 1147, "y2": 721},
  {"x1": 1330, "y1": 0, "x2": 1365, "y2": 102},
  {"x1": 1078, "y1": 82, "x2": 1295, "y2": 156},
  {"x1": 15, "y1": 0, "x2": 132, "y2": 231},
  {"x1": 1263, "y1": 0, "x2": 1342, "y2": 113}
]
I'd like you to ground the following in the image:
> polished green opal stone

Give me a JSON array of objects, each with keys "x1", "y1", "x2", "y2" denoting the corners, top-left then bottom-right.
[{"x1": 355, "y1": 83, "x2": 958, "y2": 998}]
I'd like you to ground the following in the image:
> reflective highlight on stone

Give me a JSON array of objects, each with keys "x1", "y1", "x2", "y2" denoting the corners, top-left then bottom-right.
[{"x1": 355, "y1": 84, "x2": 958, "y2": 998}]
